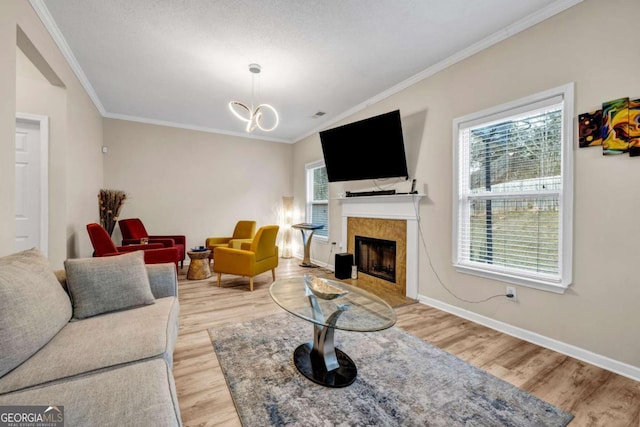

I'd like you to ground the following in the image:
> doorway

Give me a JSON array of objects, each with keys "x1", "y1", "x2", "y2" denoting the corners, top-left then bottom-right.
[{"x1": 14, "y1": 114, "x2": 49, "y2": 254}]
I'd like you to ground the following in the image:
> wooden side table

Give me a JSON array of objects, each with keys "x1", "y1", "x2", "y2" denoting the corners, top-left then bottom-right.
[{"x1": 187, "y1": 250, "x2": 212, "y2": 280}]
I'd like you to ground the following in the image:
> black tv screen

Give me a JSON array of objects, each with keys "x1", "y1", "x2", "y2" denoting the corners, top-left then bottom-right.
[{"x1": 319, "y1": 110, "x2": 409, "y2": 182}]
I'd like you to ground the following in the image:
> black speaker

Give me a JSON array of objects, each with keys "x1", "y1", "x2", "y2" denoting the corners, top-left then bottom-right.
[{"x1": 335, "y1": 253, "x2": 354, "y2": 280}]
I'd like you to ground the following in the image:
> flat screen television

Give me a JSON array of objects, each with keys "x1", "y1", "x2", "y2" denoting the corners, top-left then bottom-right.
[{"x1": 319, "y1": 110, "x2": 409, "y2": 183}]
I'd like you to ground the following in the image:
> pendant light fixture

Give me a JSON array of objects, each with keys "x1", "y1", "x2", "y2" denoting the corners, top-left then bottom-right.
[{"x1": 229, "y1": 63, "x2": 279, "y2": 132}]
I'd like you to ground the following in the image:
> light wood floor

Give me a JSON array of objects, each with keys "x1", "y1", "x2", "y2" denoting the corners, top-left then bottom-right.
[{"x1": 173, "y1": 258, "x2": 640, "y2": 426}]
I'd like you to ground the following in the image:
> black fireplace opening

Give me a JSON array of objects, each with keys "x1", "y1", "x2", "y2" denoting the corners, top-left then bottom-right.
[{"x1": 355, "y1": 236, "x2": 396, "y2": 283}]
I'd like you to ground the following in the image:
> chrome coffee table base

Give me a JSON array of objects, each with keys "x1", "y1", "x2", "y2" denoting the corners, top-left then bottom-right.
[
  {"x1": 293, "y1": 342, "x2": 357, "y2": 388},
  {"x1": 293, "y1": 304, "x2": 357, "y2": 388}
]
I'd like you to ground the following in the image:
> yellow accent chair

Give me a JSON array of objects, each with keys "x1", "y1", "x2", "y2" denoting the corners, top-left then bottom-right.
[
  {"x1": 213, "y1": 225, "x2": 279, "y2": 291},
  {"x1": 205, "y1": 220, "x2": 256, "y2": 261}
]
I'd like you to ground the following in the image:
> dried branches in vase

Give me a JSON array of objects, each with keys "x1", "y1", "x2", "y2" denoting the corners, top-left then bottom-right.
[{"x1": 98, "y1": 189, "x2": 127, "y2": 236}]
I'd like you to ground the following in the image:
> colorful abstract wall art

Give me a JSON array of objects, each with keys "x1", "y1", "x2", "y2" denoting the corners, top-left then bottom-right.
[
  {"x1": 579, "y1": 96, "x2": 640, "y2": 158},
  {"x1": 629, "y1": 99, "x2": 640, "y2": 157},
  {"x1": 578, "y1": 110, "x2": 602, "y2": 147},
  {"x1": 601, "y1": 97, "x2": 629, "y2": 155}
]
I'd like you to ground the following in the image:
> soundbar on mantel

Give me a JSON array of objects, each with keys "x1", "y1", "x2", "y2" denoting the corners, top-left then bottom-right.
[{"x1": 345, "y1": 190, "x2": 397, "y2": 197}]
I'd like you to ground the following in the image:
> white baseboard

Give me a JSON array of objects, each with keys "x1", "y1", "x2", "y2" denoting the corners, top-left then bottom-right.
[{"x1": 418, "y1": 295, "x2": 640, "y2": 382}]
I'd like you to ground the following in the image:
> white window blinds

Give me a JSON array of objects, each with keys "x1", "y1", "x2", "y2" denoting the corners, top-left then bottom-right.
[
  {"x1": 307, "y1": 162, "x2": 328, "y2": 238},
  {"x1": 453, "y1": 84, "x2": 573, "y2": 292}
]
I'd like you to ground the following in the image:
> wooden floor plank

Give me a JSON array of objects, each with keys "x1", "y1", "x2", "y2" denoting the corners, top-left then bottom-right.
[{"x1": 173, "y1": 257, "x2": 640, "y2": 426}]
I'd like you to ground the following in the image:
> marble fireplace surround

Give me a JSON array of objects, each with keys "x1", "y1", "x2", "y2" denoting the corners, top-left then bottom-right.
[{"x1": 339, "y1": 194, "x2": 422, "y2": 299}]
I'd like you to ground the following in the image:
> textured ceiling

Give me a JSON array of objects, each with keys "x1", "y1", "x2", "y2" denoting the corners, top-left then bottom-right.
[{"x1": 33, "y1": 0, "x2": 580, "y2": 143}]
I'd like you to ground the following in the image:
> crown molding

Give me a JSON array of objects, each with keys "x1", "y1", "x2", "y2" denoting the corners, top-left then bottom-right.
[
  {"x1": 293, "y1": 0, "x2": 584, "y2": 143},
  {"x1": 29, "y1": 0, "x2": 106, "y2": 115},
  {"x1": 103, "y1": 112, "x2": 291, "y2": 144}
]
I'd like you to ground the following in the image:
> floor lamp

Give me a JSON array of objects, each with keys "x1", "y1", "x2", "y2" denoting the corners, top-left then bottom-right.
[{"x1": 281, "y1": 196, "x2": 293, "y2": 258}]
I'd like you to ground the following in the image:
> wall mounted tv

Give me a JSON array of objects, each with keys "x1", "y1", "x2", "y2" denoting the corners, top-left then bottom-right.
[{"x1": 319, "y1": 110, "x2": 409, "y2": 183}]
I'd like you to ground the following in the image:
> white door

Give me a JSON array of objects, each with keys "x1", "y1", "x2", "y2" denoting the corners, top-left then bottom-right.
[{"x1": 15, "y1": 116, "x2": 47, "y2": 253}]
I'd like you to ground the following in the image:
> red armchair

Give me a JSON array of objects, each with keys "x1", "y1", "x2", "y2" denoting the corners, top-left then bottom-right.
[
  {"x1": 118, "y1": 218, "x2": 186, "y2": 269},
  {"x1": 87, "y1": 223, "x2": 180, "y2": 267}
]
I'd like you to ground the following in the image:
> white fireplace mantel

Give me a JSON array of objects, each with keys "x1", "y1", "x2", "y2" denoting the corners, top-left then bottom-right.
[{"x1": 338, "y1": 194, "x2": 423, "y2": 299}]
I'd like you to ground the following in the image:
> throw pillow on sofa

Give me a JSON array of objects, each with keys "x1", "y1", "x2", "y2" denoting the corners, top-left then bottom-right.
[
  {"x1": 0, "y1": 248, "x2": 72, "y2": 377},
  {"x1": 64, "y1": 251, "x2": 155, "y2": 320}
]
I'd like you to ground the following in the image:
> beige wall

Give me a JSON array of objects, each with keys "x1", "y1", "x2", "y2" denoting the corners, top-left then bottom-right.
[
  {"x1": 0, "y1": 2, "x2": 18, "y2": 255},
  {"x1": 103, "y1": 118, "x2": 293, "y2": 251},
  {"x1": 0, "y1": 1, "x2": 103, "y2": 267},
  {"x1": 294, "y1": 0, "x2": 640, "y2": 370}
]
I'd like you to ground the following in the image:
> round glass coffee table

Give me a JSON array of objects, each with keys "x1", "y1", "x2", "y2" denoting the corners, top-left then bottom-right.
[{"x1": 269, "y1": 275, "x2": 396, "y2": 388}]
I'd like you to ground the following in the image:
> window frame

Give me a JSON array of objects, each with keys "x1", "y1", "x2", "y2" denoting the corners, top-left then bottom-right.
[
  {"x1": 452, "y1": 83, "x2": 574, "y2": 294},
  {"x1": 305, "y1": 159, "x2": 329, "y2": 241}
]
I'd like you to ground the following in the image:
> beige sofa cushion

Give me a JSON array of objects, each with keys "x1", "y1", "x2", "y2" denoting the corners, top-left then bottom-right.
[{"x1": 0, "y1": 249, "x2": 72, "y2": 378}]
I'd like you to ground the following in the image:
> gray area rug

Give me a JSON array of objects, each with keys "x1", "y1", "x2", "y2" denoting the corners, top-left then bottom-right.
[{"x1": 209, "y1": 312, "x2": 573, "y2": 426}]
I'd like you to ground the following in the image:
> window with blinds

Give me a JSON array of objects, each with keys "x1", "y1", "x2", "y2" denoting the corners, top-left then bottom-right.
[
  {"x1": 306, "y1": 161, "x2": 328, "y2": 238},
  {"x1": 453, "y1": 84, "x2": 574, "y2": 292}
]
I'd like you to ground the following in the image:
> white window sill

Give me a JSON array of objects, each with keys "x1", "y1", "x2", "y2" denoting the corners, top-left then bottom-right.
[
  {"x1": 454, "y1": 264, "x2": 569, "y2": 294},
  {"x1": 313, "y1": 235, "x2": 329, "y2": 243}
]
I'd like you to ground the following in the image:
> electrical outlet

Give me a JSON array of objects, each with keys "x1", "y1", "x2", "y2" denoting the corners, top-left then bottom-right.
[{"x1": 506, "y1": 286, "x2": 517, "y2": 302}]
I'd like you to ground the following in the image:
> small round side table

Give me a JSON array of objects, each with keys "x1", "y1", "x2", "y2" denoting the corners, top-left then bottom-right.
[{"x1": 187, "y1": 250, "x2": 212, "y2": 280}]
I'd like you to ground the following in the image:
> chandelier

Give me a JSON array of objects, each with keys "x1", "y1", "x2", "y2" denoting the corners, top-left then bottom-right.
[{"x1": 228, "y1": 63, "x2": 279, "y2": 133}]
